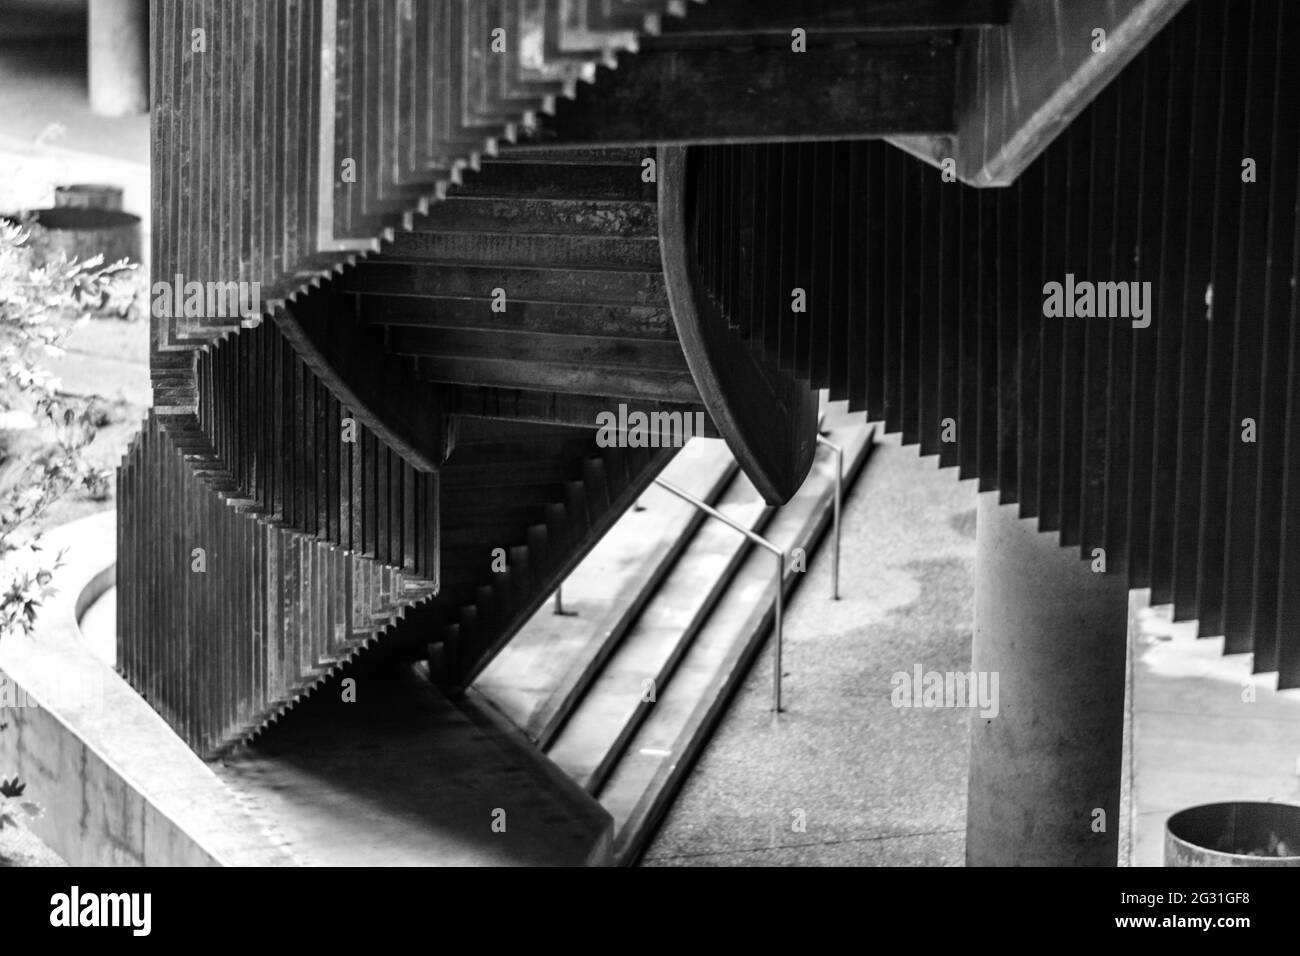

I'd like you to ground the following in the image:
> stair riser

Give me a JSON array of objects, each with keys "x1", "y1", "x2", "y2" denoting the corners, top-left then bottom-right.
[
  {"x1": 345, "y1": 262, "x2": 669, "y2": 307},
  {"x1": 384, "y1": 232, "x2": 663, "y2": 271},
  {"x1": 363, "y1": 296, "x2": 676, "y2": 341},
  {"x1": 574, "y1": 505, "x2": 777, "y2": 796}
]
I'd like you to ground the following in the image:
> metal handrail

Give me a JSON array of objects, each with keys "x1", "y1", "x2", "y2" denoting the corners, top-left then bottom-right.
[
  {"x1": 553, "y1": 584, "x2": 576, "y2": 616},
  {"x1": 653, "y1": 477, "x2": 787, "y2": 713},
  {"x1": 816, "y1": 435, "x2": 843, "y2": 601},
  {"x1": 546, "y1": 433, "x2": 844, "y2": 710}
]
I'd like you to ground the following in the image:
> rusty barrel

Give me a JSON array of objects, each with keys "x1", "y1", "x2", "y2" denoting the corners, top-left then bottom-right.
[
  {"x1": 1165, "y1": 802, "x2": 1300, "y2": 866},
  {"x1": 54, "y1": 184, "x2": 125, "y2": 211},
  {"x1": 27, "y1": 207, "x2": 141, "y2": 265}
]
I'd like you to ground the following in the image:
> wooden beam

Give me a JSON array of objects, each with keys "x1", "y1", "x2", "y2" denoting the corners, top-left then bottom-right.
[
  {"x1": 413, "y1": 355, "x2": 702, "y2": 404},
  {"x1": 448, "y1": 385, "x2": 720, "y2": 438},
  {"x1": 533, "y1": 38, "x2": 957, "y2": 147},
  {"x1": 888, "y1": 0, "x2": 1189, "y2": 186},
  {"x1": 660, "y1": 0, "x2": 1011, "y2": 36},
  {"x1": 389, "y1": 328, "x2": 690, "y2": 372}
]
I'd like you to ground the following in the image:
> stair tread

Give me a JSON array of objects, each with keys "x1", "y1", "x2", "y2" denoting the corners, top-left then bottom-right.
[
  {"x1": 475, "y1": 438, "x2": 739, "y2": 748},
  {"x1": 545, "y1": 490, "x2": 768, "y2": 793},
  {"x1": 596, "y1": 410, "x2": 874, "y2": 864}
]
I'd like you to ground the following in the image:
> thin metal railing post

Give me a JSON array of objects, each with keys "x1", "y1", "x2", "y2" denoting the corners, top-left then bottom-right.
[
  {"x1": 816, "y1": 435, "x2": 843, "y2": 600},
  {"x1": 554, "y1": 584, "x2": 577, "y2": 617},
  {"x1": 653, "y1": 477, "x2": 787, "y2": 713},
  {"x1": 774, "y1": 549, "x2": 784, "y2": 713}
]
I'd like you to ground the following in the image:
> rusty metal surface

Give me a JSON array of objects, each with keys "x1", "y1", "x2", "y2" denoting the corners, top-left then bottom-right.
[
  {"x1": 683, "y1": 0, "x2": 1300, "y2": 689},
  {"x1": 123, "y1": 1, "x2": 689, "y2": 757},
  {"x1": 117, "y1": 411, "x2": 437, "y2": 758},
  {"x1": 1165, "y1": 802, "x2": 1300, "y2": 866}
]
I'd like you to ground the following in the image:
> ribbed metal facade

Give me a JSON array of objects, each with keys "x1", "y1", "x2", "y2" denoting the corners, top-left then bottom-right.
[{"x1": 686, "y1": 0, "x2": 1300, "y2": 686}]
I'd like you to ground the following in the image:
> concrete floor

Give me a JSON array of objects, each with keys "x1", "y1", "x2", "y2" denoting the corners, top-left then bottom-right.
[
  {"x1": 213, "y1": 666, "x2": 615, "y2": 867},
  {"x1": 644, "y1": 434, "x2": 979, "y2": 866},
  {"x1": 644, "y1": 433, "x2": 1300, "y2": 867},
  {"x1": 1129, "y1": 598, "x2": 1300, "y2": 866}
]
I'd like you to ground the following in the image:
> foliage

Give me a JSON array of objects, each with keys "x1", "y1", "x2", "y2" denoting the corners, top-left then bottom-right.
[
  {"x1": 0, "y1": 217, "x2": 136, "y2": 830},
  {"x1": 0, "y1": 775, "x2": 41, "y2": 831},
  {"x1": 0, "y1": 218, "x2": 133, "y2": 638}
]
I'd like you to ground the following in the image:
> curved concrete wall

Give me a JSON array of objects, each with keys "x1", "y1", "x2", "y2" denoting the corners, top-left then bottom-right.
[{"x1": 0, "y1": 510, "x2": 289, "y2": 866}]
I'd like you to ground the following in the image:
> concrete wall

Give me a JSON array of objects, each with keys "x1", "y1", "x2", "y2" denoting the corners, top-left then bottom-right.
[
  {"x1": 0, "y1": 510, "x2": 290, "y2": 867},
  {"x1": 3, "y1": 698, "x2": 219, "y2": 866}
]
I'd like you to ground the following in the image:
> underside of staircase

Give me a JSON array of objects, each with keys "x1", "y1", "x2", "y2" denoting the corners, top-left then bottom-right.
[{"x1": 124, "y1": 0, "x2": 1023, "y2": 759}]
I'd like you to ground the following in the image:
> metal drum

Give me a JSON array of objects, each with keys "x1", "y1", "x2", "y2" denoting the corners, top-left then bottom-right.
[
  {"x1": 26, "y1": 207, "x2": 140, "y2": 265},
  {"x1": 53, "y1": 183, "x2": 124, "y2": 211},
  {"x1": 1165, "y1": 802, "x2": 1300, "y2": 866}
]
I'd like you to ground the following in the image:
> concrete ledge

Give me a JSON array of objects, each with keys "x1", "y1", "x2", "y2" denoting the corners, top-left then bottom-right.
[
  {"x1": 460, "y1": 686, "x2": 614, "y2": 867},
  {"x1": 212, "y1": 664, "x2": 615, "y2": 867},
  {"x1": 0, "y1": 509, "x2": 291, "y2": 866}
]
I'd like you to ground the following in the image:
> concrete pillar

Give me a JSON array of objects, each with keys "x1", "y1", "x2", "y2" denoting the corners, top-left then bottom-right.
[
  {"x1": 966, "y1": 493, "x2": 1129, "y2": 866},
  {"x1": 89, "y1": 0, "x2": 149, "y2": 117}
]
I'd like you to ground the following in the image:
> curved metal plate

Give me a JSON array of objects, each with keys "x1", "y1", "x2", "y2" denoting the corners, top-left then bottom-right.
[{"x1": 657, "y1": 146, "x2": 818, "y2": 505}]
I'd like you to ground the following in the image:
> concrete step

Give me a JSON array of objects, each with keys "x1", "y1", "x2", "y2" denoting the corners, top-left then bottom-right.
[
  {"x1": 475, "y1": 438, "x2": 739, "y2": 748},
  {"x1": 544, "y1": 472, "x2": 771, "y2": 794},
  {"x1": 473, "y1": 402, "x2": 875, "y2": 864},
  {"x1": 598, "y1": 408, "x2": 874, "y2": 864}
]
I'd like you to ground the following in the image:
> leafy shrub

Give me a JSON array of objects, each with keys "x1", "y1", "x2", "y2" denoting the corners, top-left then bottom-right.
[
  {"x1": 0, "y1": 217, "x2": 136, "y2": 827},
  {"x1": 0, "y1": 775, "x2": 41, "y2": 831},
  {"x1": 0, "y1": 218, "x2": 132, "y2": 635}
]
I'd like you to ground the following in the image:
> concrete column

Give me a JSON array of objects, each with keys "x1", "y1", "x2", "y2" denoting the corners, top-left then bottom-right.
[
  {"x1": 89, "y1": 0, "x2": 149, "y2": 117},
  {"x1": 966, "y1": 493, "x2": 1129, "y2": 866}
]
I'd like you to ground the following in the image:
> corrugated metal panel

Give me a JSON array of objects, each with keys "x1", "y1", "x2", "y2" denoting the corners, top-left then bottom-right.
[{"x1": 685, "y1": 0, "x2": 1300, "y2": 688}]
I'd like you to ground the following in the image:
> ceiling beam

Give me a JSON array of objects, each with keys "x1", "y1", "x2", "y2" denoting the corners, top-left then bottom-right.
[
  {"x1": 530, "y1": 37, "x2": 958, "y2": 147},
  {"x1": 889, "y1": 0, "x2": 1190, "y2": 187},
  {"x1": 659, "y1": 0, "x2": 1011, "y2": 36}
]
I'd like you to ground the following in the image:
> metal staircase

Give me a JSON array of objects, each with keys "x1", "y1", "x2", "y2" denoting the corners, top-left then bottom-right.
[{"x1": 120, "y1": 0, "x2": 1286, "y2": 786}]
